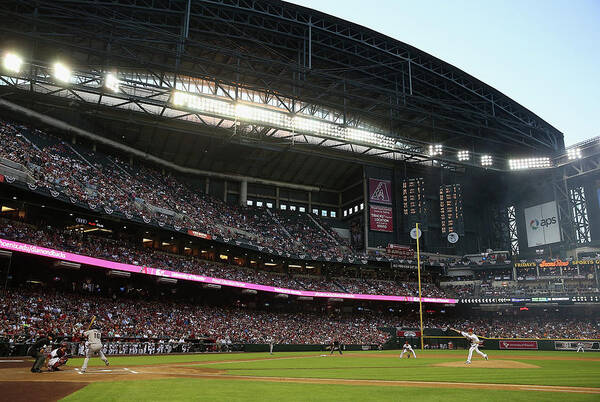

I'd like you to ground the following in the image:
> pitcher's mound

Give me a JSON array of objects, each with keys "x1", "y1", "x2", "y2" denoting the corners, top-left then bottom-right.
[{"x1": 434, "y1": 360, "x2": 539, "y2": 369}]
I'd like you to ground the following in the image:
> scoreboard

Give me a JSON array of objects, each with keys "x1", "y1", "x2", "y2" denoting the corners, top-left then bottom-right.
[
  {"x1": 402, "y1": 178, "x2": 426, "y2": 228},
  {"x1": 439, "y1": 184, "x2": 464, "y2": 235}
]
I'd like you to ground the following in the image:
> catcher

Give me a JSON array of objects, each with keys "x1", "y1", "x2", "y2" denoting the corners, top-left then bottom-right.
[{"x1": 47, "y1": 343, "x2": 70, "y2": 372}]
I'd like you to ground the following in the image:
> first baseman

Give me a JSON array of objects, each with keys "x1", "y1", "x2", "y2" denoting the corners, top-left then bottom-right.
[
  {"x1": 450, "y1": 327, "x2": 488, "y2": 364},
  {"x1": 399, "y1": 341, "x2": 417, "y2": 359},
  {"x1": 81, "y1": 326, "x2": 110, "y2": 373}
]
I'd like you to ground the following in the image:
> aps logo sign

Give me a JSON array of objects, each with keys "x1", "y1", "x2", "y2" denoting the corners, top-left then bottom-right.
[{"x1": 530, "y1": 216, "x2": 557, "y2": 231}]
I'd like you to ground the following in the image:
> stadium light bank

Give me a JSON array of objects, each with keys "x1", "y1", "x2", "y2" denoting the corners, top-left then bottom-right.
[{"x1": 0, "y1": 54, "x2": 575, "y2": 171}]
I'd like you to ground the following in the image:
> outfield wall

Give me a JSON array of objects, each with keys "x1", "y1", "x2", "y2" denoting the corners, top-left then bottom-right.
[{"x1": 394, "y1": 336, "x2": 600, "y2": 352}]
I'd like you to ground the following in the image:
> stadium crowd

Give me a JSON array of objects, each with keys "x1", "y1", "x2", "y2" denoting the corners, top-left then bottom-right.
[
  {"x1": 0, "y1": 119, "x2": 350, "y2": 259},
  {"x1": 0, "y1": 218, "x2": 450, "y2": 298},
  {"x1": 1, "y1": 286, "x2": 598, "y2": 344},
  {"x1": 0, "y1": 287, "x2": 392, "y2": 344}
]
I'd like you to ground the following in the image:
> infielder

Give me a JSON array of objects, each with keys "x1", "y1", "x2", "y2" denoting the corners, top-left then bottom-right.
[
  {"x1": 450, "y1": 328, "x2": 488, "y2": 364},
  {"x1": 81, "y1": 326, "x2": 110, "y2": 373},
  {"x1": 47, "y1": 343, "x2": 70, "y2": 372},
  {"x1": 399, "y1": 341, "x2": 417, "y2": 359},
  {"x1": 268, "y1": 337, "x2": 274, "y2": 355},
  {"x1": 576, "y1": 342, "x2": 585, "y2": 352}
]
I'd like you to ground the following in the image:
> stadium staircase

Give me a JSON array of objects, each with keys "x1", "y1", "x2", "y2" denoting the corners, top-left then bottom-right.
[{"x1": 307, "y1": 213, "x2": 340, "y2": 245}]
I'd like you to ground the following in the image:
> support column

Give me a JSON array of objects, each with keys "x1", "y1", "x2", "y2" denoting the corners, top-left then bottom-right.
[
  {"x1": 338, "y1": 193, "x2": 342, "y2": 219},
  {"x1": 276, "y1": 187, "x2": 280, "y2": 209},
  {"x1": 223, "y1": 181, "x2": 228, "y2": 203},
  {"x1": 240, "y1": 179, "x2": 248, "y2": 207},
  {"x1": 363, "y1": 171, "x2": 369, "y2": 252},
  {"x1": 308, "y1": 191, "x2": 312, "y2": 212},
  {"x1": 205, "y1": 177, "x2": 209, "y2": 194}
]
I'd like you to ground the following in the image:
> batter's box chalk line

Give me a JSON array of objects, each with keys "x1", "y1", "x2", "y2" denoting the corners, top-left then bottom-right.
[{"x1": 74, "y1": 367, "x2": 136, "y2": 375}]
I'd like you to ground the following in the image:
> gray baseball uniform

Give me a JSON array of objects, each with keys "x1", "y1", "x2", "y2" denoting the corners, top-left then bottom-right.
[{"x1": 81, "y1": 329, "x2": 109, "y2": 372}]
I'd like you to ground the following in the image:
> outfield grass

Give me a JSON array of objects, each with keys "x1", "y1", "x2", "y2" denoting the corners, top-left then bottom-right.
[
  {"x1": 60, "y1": 378, "x2": 600, "y2": 402},
  {"x1": 61, "y1": 350, "x2": 600, "y2": 401},
  {"x1": 203, "y1": 350, "x2": 600, "y2": 387}
]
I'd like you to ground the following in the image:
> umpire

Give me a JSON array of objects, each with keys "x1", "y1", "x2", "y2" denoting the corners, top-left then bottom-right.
[{"x1": 29, "y1": 333, "x2": 53, "y2": 373}]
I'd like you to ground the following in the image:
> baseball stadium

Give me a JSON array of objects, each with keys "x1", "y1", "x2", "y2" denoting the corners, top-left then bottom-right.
[{"x1": 0, "y1": 0, "x2": 599, "y2": 401}]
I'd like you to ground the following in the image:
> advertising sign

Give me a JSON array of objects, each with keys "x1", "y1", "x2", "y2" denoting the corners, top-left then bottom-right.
[
  {"x1": 499, "y1": 340, "x2": 538, "y2": 350},
  {"x1": 368, "y1": 179, "x2": 392, "y2": 205},
  {"x1": 396, "y1": 330, "x2": 421, "y2": 337},
  {"x1": 187, "y1": 229, "x2": 212, "y2": 240},
  {"x1": 370, "y1": 205, "x2": 393, "y2": 232},
  {"x1": 554, "y1": 341, "x2": 599, "y2": 351},
  {"x1": 524, "y1": 201, "x2": 561, "y2": 247}
]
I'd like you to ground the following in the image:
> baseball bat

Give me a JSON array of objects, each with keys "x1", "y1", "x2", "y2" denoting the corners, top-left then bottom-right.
[{"x1": 87, "y1": 315, "x2": 96, "y2": 330}]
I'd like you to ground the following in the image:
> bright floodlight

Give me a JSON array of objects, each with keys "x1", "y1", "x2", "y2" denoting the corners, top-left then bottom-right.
[
  {"x1": 481, "y1": 155, "x2": 493, "y2": 166},
  {"x1": 567, "y1": 148, "x2": 582, "y2": 160},
  {"x1": 171, "y1": 90, "x2": 235, "y2": 117},
  {"x1": 235, "y1": 103, "x2": 291, "y2": 128},
  {"x1": 508, "y1": 157, "x2": 551, "y2": 170},
  {"x1": 105, "y1": 73, "x2": 120, "y2": 92},
  {"x1": 3, "y1": 53, "x2": 23, "y2": 73},
  {"x1": 457, "y1": 150, "x2": 470, "y2": 161},
  {"x1": 53, "y1": 62, "x2": 71, "y2": 83},
  {"x1": 428, "y1": 144, "x2": 442, "y2": 157}
]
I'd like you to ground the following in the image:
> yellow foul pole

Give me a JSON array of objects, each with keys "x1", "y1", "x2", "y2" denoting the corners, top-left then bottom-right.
[{"x1": 415, "y1": 223, "x2": 424, "y2": 350}]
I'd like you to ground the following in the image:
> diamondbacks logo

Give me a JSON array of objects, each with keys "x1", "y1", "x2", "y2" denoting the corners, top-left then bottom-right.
[
  {"x1": 530, "y1": 219, "x2": 540, "y2": 230},
  {"x1": 369, "y1": 179, "x2": 391, "y2": 204},
  {"x1": 372, "y1": 182, "x2": 387, "y2": 201}
]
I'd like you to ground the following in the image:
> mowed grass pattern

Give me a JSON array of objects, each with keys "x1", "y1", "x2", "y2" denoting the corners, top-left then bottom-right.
[
  {"x1": 60, "y1": 378, "x2": 600, "y2": 402},
  {"x1": 61, "y1": 350, "x2": 600, "y2": 401},
  {"x1": 204, "y1": 350, "x2": 600, "y2": 387}
]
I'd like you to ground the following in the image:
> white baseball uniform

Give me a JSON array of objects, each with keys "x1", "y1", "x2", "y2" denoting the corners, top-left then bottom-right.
[
  {"x1": 576, "y1": 342, "x2": 584, "y2": 352},
  {"x1": 47, "y1": 348, "x2": 67, "y2": 370},
  {"x1": 399, "y1": 343, "x2": 416, "y2": 358},
  {"x1": 81, "y1": 329, "x2": 109, "y2": 372},
  {"x1": 461, "y1": 331, "x2": 487, "y2": 363}
]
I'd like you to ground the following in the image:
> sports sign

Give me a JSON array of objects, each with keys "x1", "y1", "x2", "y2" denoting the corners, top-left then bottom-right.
[
  {"x1": 396, "y1": 330, "x2": 421, "y2": 337},
  {"x1": 499, "y1": 340, "x2": 538, "y2": 350},
  {"x1": 370, "y1": 205, "x2": 393, "y2": 232},
  {"x1": 524, "y1": 201, "x2": 561, "y2": 247},
  {"x1": 410, "y1": 227, "x2": 422, "y2": 239},
  {"x1": 554, "y1": 341, "x2": 599, "y2": 351},
  {"x1": 187, "y1": 229, "x2": 212, "y2": 240},
  {"x1": 368, "y1": 179, "x2": 392, "y2": 205}
]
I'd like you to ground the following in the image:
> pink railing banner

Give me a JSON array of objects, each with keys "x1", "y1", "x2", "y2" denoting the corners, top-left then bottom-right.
[{"x1": 0, "y1": 238, "x2": 457, "y2": 304}]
